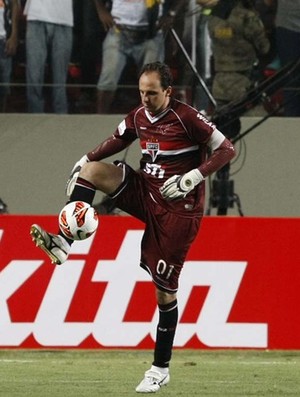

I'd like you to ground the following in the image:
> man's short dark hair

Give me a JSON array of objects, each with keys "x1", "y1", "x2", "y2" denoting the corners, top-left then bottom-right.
[{"x1": 139, "y1": 62, "x2": 173, "y2": 89}]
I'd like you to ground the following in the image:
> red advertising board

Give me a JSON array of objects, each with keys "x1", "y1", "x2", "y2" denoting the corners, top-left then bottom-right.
[{"x1": 0, "y1": 215, "x2": 299, "y2": 349}]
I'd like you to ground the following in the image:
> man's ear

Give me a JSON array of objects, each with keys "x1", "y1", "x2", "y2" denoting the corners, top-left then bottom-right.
[{"x1": 166, "y1": 86, "x2": 173, "y2": 97}]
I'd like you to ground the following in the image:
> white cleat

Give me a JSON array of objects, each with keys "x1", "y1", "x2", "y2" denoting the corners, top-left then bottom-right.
[
  {"x1": 30, "y1": 224, "x2": 70, "y2": 265},
  {"x1": 135, "y1": 369, "x2": 170, "y2": 393}
]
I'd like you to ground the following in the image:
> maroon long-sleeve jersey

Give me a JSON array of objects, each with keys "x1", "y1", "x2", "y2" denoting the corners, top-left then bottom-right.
[{"x1": 88, "y1": 98, "x2": 234, "y2": 216}]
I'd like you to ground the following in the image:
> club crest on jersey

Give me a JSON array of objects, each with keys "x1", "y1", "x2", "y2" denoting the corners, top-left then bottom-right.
[{"x1": 146, "y1": 142, "x2": 160, "y2": 162}]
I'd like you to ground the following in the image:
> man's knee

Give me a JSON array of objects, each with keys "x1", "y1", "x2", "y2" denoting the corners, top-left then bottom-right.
[
  {"x1": 156, "y1": 289, "x2": 177, "y2": 306},
  {"x1": 80, "y1": 162, "x2": 123, "y2": 194}
]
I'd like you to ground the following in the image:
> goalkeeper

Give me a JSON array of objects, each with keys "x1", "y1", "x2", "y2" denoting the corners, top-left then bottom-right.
[{"x1": 30, "y1": 61, "x2": 235, "y2": 393}]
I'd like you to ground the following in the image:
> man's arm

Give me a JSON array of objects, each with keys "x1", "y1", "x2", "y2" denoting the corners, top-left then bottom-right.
[
  {"x1": 87, "y1": 135, "x2": 131, "y2": 161},
  {"x1": 93, "y1": 0, "x2": 114, "y2": 31},
  {"x1": 198, "y1": 129, "x2": 235, "y2": 178},
  {"x1": 160, "y1": 129, "x2": 235, "y2": 200},
  {"x1": 5, "y1": 0, "x2": 21, "y2": 56}
]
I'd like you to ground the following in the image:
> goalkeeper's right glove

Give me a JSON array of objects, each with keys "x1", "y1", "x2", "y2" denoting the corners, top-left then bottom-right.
[
  {"x1": 160, "y1": 169, "x2": 204, "y2": 200},
  {"x1": 65, "y1": 154, "x2": 89, "y2": 197}
]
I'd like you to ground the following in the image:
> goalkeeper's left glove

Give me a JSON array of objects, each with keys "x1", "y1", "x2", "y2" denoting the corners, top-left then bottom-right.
[{"x1": 160, "y1": 169, "x2": 204, "y2": 200}]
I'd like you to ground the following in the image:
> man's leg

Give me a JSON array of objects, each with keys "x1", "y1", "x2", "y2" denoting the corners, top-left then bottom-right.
[
  {"x1": 132, "y1": 32, "x2": 165, "y2": 71},
  {"x1": 26, "y1": 21, "x2": 47, "y2": 113},
  {"x1": 51, "y1": 24, "x2": 73, "y2": 114},
  {"x1": 153, "y1": 290, "x2": 178, "y2": 369},
  {"x1": 136, "y1": 289, "x2": 178, "y2": 393},
  {"x1": 96, "y1": 90, "x2": 116, "y2": 114},
  {"x1": 96, "y1": 29, "x2": 127, "y2": 113},
  {"x1": 0, "y1": 40, "x2": 12, "y2": 112}
]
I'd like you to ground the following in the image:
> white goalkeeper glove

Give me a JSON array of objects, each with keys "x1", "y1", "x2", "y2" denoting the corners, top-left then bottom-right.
[
  {"x1": 160, "y1": 169, "x2": 204, "y2": 200},
  {"x1": 65, "y1": 154, "x2": 90, "y2": 197}
]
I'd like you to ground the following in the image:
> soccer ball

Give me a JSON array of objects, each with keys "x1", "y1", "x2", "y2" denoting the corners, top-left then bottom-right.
[{"x1": 58, "y1": 201, "x2": 99, "y2": 240}]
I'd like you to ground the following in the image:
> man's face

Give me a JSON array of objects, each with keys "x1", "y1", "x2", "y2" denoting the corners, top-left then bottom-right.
[{"x1": 139, "y1": 71, "x2": 172, "y2": 114}]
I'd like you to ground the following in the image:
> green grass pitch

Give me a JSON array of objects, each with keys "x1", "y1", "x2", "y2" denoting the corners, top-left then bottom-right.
[{"x1": 0, "y1": 350, "x2": 299, "y2": 396}]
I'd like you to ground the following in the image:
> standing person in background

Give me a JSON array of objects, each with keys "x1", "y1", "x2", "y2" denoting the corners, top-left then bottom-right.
[
  {"x1": 72, "y1": 0, "x2": 109, "y2": 111},
  {"x1": 24, "y1": 0, "x2": 73, "y2": 114},
  {"x1": 0, "y1": 0, "x2": 20, "y2": 112},
  {"x1": 30, "y1": 61, "x2": 235, "y2": 393},
  {"x1": 93, "y1": 0, "x2": 186, "y2": 114},
  {"x1": 194, "y1": 0, "x2": 219, "y2": 114},
  {"x1": 254, "y1": 0, "x2": 277, "y2": 65},
  {"x1": 275, "y1": 0, "x2": 300, "y2": 116},
  {"x1": 208, "y1": 0, "x2": 270, "y2": 110},
  {"x1": 169, "y1": 0, "x2": 218, "y2": 114}
]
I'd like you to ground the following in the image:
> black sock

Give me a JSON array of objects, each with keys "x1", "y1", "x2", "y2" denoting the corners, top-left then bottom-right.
[
  {"x1": 70, "y1": 177, "x2": 96, "y2": 204},
  {"x1": 58, "y1": 177, "x2": 97, "y2": 244},
  {"x1": 153, "y1": 300, "x2": 178, "y2": 368}
]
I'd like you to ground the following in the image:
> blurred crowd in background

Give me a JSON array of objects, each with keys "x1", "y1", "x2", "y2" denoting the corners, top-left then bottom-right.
[{"x1": 0, "y1": 0, "x2": 299, "y2": 116}]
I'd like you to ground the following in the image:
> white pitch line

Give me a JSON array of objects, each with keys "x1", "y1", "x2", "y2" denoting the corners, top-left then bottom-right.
[
  {"x1": 238, "y1": 361, "x2": 299, "y2": 365},
  {"x1": 0, "y1": 359, "x2": 35, "y2": 363},
  {"x1": 199, "y1": 360, "x2": 299, "y2": 366}
]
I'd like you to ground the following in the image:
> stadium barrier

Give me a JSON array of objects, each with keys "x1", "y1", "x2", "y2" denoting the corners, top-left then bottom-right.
[{"x1": 1, "y1": 115, "x2": 300, "y2": 217}]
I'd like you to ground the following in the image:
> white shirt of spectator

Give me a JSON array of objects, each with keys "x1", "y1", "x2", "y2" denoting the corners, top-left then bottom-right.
[
  {"x1": 111, "y1": 0, "x2": 162, "y2": 28},
  {"x1": 0, "y1": 0, "x2": 5, "y2": 39},
  {"x1": 24, "y1": 0, "x2": 74, "y2": 27}
]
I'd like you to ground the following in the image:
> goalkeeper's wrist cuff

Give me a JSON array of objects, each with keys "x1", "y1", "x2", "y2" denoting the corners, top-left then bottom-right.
[
  {"x1": 191, "y1": 169, "x2": 204, "y2": 185},
  {"x1": 179, "y1": 169, "x2": 204, "y2": 192}
]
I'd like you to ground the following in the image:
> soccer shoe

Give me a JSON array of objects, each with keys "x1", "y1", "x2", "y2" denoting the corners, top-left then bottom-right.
[
  {"x1": 30, "y1": 224, "x2": 70, "y2": 265},
  {"x1": 135, "y1": 369, "x2": 170, "y2": 393}
]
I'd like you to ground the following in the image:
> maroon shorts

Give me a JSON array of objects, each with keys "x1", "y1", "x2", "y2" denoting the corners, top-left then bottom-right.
[{"x1": 111, "y1": 162, "x2": 202, "y2": 293}]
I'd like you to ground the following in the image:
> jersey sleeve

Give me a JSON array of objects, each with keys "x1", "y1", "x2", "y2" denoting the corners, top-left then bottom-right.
[
  {"x1": 87, "y1": 111, "x2": 138, "y2": 161},
  {"x1": 180, "y1": 105, "x2": 216, "y2": 145},
  {"x1": 113, "y1": 110, "x2": 139, "y2": 142}
]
